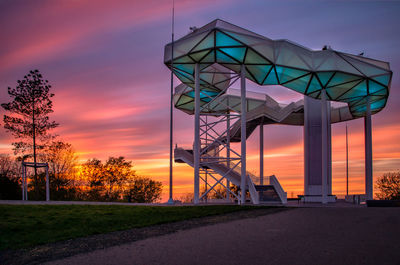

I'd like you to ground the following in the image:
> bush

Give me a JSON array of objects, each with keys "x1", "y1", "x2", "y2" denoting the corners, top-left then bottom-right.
[
  {"x1": 375, "y1": 172, "x2": 400, "y2": 200},
  {"x1": 0, "y1": 174, "x2": 21, "y2": 200},
  {"x1": 124, "y1": 177, "x2": 162, "y2": 203}
]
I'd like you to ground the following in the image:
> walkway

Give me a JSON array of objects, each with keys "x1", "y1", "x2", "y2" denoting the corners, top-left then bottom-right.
[{"x1": 46, "y1": 207, "x2": 400, "y2": 265}]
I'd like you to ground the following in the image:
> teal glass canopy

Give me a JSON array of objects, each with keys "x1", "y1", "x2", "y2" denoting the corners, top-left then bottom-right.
[{"x1": 164, "y1": 19, "x2": 392, "y2": 118}]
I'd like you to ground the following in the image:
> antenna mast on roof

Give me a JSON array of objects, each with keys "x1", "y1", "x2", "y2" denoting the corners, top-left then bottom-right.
[{"x1": 168, "y1": 0, "x2": 175, "y2": 204}]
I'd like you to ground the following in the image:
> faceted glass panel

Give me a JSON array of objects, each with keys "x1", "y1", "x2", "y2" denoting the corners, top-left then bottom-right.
[{"x1": 216, "y1": 31, "x2": 242, "y2": 47}]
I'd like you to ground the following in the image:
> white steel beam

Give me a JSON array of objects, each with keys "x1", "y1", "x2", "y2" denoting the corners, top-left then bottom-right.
[
  {"x1": 260, "y1": 123, "x2": 264, "y2": 185},
  {"x1": 226, "y1": 114, "x2": 231, "y2": 201},
  {"x1": 321, "y1": 89, "x2": 328, "y2": 204},
  {"x1": 240, "y1": 64, "x2": 247, "y2": 205},
  {"x1": 194, "y1": 63, "x2": 200, "y2": 204},
  {"x1": 46, "y1": 165, "x2": 50, "y2": 201}
]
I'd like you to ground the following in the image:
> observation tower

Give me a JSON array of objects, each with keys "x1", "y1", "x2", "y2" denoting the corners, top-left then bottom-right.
[{"x1": 164, "y1": 19, "x2": 392, "y2": 204}]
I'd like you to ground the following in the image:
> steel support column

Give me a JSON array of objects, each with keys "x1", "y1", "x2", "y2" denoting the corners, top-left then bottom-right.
[
  {"x1": 321, "y1": 89, "x2": 328, "y2": 204},
  {"x1": 46, "y1": 165, "x2": 50, "y2": 201},
  {"x1": 365, "y1": 96, "x2": 373, "y2": 200},
  {"x1": 303, "y1": 96, "x2": 309, "y2": 196},
  {"x1": 21, "y1": 166, "x2": 25, "y2": 201},
  {"x1": 194, "y1": 63, "x2": 200, "y2": 204},
  {"x1": 260, "y1": 123, "x2": 264, "y2": 185},
  {"x1": 226, "y1": 114, "x2": 231, "y2": 201},
  {"x1": 240, "y1": 64, "x2": 247, "y2": 205},
  {"x1": 24, "y1": 166, "x2": 28, "y2": 200}
]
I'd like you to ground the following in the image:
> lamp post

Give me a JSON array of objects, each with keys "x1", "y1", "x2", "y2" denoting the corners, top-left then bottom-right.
[{"x1": 167, "y1": 0, "x2": 175, "y2": 205}]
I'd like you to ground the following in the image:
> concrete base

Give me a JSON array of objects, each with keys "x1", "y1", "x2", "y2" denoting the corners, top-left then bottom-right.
[
  {"x1": 345, "y1": 194, "x2": 366, "y2": 204},
  {"x1": 302, "y1": 195, "x2": 337, "y2": 203}
]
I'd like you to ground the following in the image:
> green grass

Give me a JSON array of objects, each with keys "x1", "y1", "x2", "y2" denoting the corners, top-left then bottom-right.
[{"x1": 0, "y1": 204, "x2": 270, "y2": 250}]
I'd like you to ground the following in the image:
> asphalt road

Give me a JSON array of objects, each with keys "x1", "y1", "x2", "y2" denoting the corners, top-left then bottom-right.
[{"x1": 46, "y1": 207, "x2": 400, "y2": 265}]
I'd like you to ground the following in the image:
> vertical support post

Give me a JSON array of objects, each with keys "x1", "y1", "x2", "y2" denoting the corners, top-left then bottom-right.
[
  {"x1": 21, "y1": 163, "x2": 25, "y2": 201},
  {"x1": 365, "y1": 96, "x2": 373, "y2": 200},
  {"x1": 327, "y1": 101, "x2": 332, "y2": 195},
  {"x1": 46, "y1": 165, "x2": 50, "y2": 201},
  {"x1": 167, "y1": 2, "x2": 175, "y2": 205},
  {"x1": 321, "y1": 89, "x2": 328, "y2": 204},
  {"x1": 240, "y1": 64, "x2": 247, "y2": 205},
  {"x1": 346, "y1": 123, "x2": 349, "y2": 196},
  {"x1": 24, "y1": 166, "x2": 28, "y2": 200},
  {"x1": 260, "y1": 123, "x2": 264, "y2": 185},
  {"x1": 303, "y1": 96, "x2": 309, "y2": 196},
  {"x1": 194, "y1": 63, "x2": 200, "y2": 204},
  {"x1": 226, "y1": 114, "x2": 231, "y2": 201}
]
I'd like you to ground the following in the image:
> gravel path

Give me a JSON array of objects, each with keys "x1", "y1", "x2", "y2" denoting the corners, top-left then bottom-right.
[{"x1": 45, "y1": 207, "x2": 400, "y2": 265}]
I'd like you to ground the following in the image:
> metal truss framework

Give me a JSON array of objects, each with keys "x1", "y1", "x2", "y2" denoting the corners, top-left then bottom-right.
[
  {"x1": 194, "y1": 66, "x2": 248, "y2": 204},
  {"x1": 198, "y1": 113, "x2": 241, "y2": 202},
  {"x1": 167, "y1": 19, "x2": 393, "y2": 203}
]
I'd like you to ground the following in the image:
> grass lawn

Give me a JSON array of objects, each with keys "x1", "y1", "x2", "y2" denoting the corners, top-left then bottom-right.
[{"x1": 0, "y1": 204, "x2": 272, "y2": 250}]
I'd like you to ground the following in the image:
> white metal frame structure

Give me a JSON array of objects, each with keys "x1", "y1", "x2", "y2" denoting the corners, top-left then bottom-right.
[
  {"x1": 193, "y1": 63, "x2": 248, "y2": 204},
  {"x1": 21, "y1": 162, "x2": 50, "y2": 201},
  {"x1": 165, "y1": 19, "x2": 392, "y2": 204}
]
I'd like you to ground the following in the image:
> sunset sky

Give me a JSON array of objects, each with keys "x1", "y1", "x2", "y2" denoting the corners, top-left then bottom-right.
[{"x1": 0, "y1": 0, "x2": 399, "y2": 201}]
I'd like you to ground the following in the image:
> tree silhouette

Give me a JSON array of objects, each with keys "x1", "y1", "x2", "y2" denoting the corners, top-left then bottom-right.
[{"x1": 1, "y1": 69, "x2": 58, "y2": 181}]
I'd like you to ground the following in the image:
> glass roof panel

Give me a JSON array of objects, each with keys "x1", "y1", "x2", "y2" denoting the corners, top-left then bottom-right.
[
  {"x1": 307, "y1": 75, "x2": 322, "y2": 94},
  {"x1": 341, "y1": 55, "x2": 390, "y2": 76},
  {"x1": 176, "y1": 94, "x2": 193, "y2": 106},
  {"x1": 338, "y1": 80, "x2": 367, "y2": 100},
  {"x1": 190, "y1": 50, "x2": 211, "y2": 62},
  {"x1": 216, "y1": 31, "x2": 242, "y2": 47},
  {"x1": 372, "y1": 74, "x2": 390, "y2": 86},
  {"x1": 221, "y1": 30, "x2": 266, "y2": 46},
  {"x1": 370, "y1": 98, "x2": 386, "y2": 110},
  {"x1": 175, "y1": 64, "x2": 194, "y2": 75},
  {"x1": 263, "y1": 67, "x2": 279, "y2": 85},
  {"x1": 174, "y1": 70, "x2": 193, "y2": 83},
  {"x1": 172, "y1": 31, "x2": 209, "y2": 59},
  {"x1": 279, "y1": 67, "x2": 309, "y2": 84},
  {"x1": 316, "y1": 72, "x2": 334, "y2": 87},
  {"x1": 308, "y1": 90, "x2": 320, "y2": 98},
  {"x1": 192, "y1": 32, "x2": 215, "y2": 52},
  {"x1": 344, "y1": 53, "x2": 390, "y2": 70},
  {"x1": 275, "y1": 42, "x2": 311, "y2": 70},
  {"x1": 246, "y1": 65, "x2": 272, "y2": 84},
  {"x1": 251, "y1": 43, "x2": 275, "y2": 63},
  {"x1": 201, "y1": 50, "x2": 215, "y2": 63},
  {"x1": 173, "y1": 56, "x2": 194, "y2": 63},
  {"x1": 219, "y1": 47, "x2": 246, "y2": 62},
  {"x1": 328, "y1": 72, "x2": 362, "y2": 87},
  {"x1": 371, "y1": 88, "x2": 388, "y2": 96},
  {"x1": 216, "y1": 50, "x2": 239, "y2": 64},
  {"x1": 244, "y1": 48, "x2": 270, "y2": 64},
  {"x1": 329, "y1": 79, "x2": 362, "y2": 99},
  {"x1": 368, "y1": 80, "x2": 386, "y2": 94},
  {"x1": 284, "y1": 74, "x2": 311, "y2": 94}
]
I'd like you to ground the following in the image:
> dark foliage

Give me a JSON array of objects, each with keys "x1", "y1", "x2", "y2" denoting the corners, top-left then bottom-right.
[
  {"x1": 124, "y1": 177, "x2": 163, "y2": 203},
  {"x1": 0, "y1": 174, "x2": 21, "y2": 200},
  {"x1": 375, "y1": 172, "x2": 400, "y2": 200}
]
